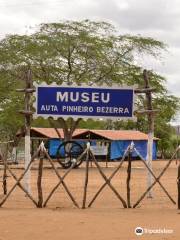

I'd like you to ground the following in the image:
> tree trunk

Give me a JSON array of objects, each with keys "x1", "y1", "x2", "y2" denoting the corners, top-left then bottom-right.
[{"x1": 58, "y1": 117, "x2": 82, "y2": 141}]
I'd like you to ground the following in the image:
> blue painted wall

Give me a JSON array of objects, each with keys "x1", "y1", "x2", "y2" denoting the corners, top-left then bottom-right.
[
  {"x1": 48, "y1": 139, "x2": 157, "y2": 160},
  {"x1": 48, "y1": 139, "x2": 62, "y2": 157},
  {"x1": 110, "y1": 140, "x2": 157, "y2": 160},
  {"x1": 48, "y1": 139, "x2": 87, "y2": 157}
]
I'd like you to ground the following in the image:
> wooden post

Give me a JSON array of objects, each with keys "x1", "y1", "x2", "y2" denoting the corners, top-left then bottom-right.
[
  {"x1": 143, "y1": 69, "x2": 154, "y2": 198},
  {"x1": 82, "y1": 143, "x2": 90, "y2": 209},
  {"x1": 37, "y1": 146, "x2": 44, "y2": 208},
  {"x1": 126, "y1": 151, "x2": 132, "y2": 208},
  {"x1": 3, "y1": 160, "x2": 7, "y2": 195},
  {"x1": 177, "y1": 162, "x2": 180, "y2": 209},
  {"x1": 2, "y1": 144, "x2": 8, "y2": 195},
  {"x1": 24, "y1": 69, "x2": 33, "y2": 194}
]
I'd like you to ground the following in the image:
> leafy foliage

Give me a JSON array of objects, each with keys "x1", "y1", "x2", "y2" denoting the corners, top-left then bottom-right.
[{"x1": 0, "y1": 20, "x2": 179, "y2": 153}]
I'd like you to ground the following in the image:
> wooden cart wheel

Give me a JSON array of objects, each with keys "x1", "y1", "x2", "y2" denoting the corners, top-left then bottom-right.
[{"x1": 56, "y1": 141, "x2": 84, "y2": 169}]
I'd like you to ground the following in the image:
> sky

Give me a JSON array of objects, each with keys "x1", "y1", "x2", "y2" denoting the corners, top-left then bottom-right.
[{"x1": 0, "y1": 0, "x2": 180, "y2": 122}]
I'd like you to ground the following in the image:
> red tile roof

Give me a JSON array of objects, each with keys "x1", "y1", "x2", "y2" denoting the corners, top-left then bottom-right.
[
  {"x1": 31, "y1": 127, "x2": 157, "y2": 141},
  {"x1": 31, "y1": 127, "x2": 86, "y2": 139},
  {"x1": 86, "y1": 129, "x2": 150, "y2": 140}
]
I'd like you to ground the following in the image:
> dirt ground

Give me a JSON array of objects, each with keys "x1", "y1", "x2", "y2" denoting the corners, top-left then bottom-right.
[{"x1": 0, "y1": 160, "x2": 179, "y2": 240}]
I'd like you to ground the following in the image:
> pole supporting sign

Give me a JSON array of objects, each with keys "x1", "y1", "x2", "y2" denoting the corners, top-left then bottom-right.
[{"x1": 33, "y1": 83, "x2": 136, "y2": 120}]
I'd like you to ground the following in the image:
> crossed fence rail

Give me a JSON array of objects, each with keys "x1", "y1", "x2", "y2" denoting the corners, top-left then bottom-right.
[{"x1": 0, "y1": 141, "x2": 179, "y2": 209}]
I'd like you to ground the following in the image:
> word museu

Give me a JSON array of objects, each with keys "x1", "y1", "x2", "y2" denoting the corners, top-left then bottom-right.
[
  {"x1": 56, "y1": 91, "x2": 110, "y2": 103},
  {"x1": 40, "y1": 91, "x2": 130, "y2": 115}
]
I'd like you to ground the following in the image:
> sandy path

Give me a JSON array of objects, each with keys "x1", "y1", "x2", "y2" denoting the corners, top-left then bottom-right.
[{"x1": 0, "y1": 160, "x2": 179, "y2": 240}]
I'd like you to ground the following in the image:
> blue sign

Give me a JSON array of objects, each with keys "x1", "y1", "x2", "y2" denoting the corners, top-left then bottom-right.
[{"x1": 34, "y1": 84, "x2": 135, "y2": 120}]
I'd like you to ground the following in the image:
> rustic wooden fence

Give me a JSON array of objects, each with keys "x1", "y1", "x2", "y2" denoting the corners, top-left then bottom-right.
[{"x1": 0, "y1": 141, "x2": 179, "y2": 209}]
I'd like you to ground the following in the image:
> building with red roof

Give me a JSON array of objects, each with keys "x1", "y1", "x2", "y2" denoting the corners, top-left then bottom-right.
[{"x1": 28, "y1": 127, "x2": 157, "y2": 160}]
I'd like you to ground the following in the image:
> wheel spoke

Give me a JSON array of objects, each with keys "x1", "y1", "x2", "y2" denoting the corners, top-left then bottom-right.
[{"x1": 56, "y1": 141, "x2": 84, "y2": 168}]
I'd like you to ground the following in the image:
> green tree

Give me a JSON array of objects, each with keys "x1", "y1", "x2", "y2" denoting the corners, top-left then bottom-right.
[{"x1": 0, "y1": 20, "x2": 178, "y2": 142}]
